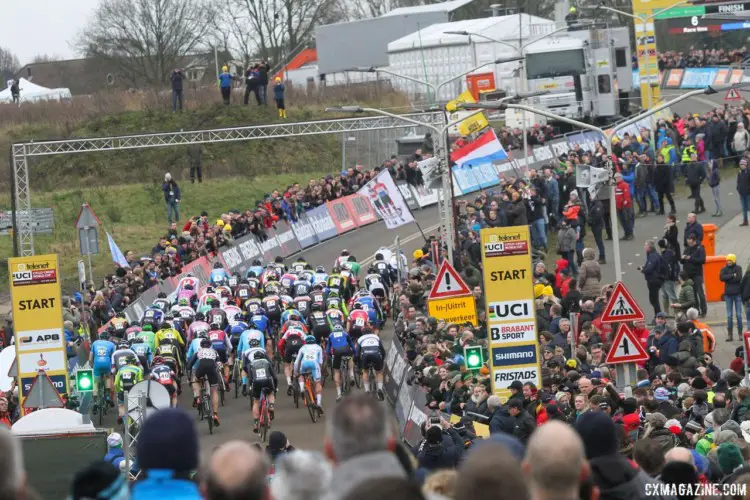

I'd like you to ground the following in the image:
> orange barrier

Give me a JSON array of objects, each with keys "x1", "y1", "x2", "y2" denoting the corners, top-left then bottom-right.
[
  {"x1": 704, "y1": 255, "x2": 726, "y2": 302},
  {"x1": 702, "y1": 223, "x2": 717, "y2": 257}
]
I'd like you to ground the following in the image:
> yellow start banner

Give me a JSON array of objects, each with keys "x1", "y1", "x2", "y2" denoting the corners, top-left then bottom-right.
[
  {"x1": 9, "y1": 254, "x2": 69, "y2": 405},
  {"x1": 427, "y1": 295, "x2": 478, "y2": 326},
  {"x1": 479, "y1": 226, "x2": 541, "y2": 401}
]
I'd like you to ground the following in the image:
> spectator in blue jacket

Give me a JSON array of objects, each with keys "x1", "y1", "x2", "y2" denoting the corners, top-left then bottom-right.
[
  {"x1": 639, "y1": 240, "x2": 665, "y2": 318},
  {"x1": 487, "y1": 396, "x2": 515, "y2": 435},
  {"x1": 218, "y1": 65, "x2": 233, "y2": 105},
  {"x1": 274, "y1": 77, "x2": 286, "y2": 119},
  {"x1": 655, "y1": 325, "x2": 679, "y2": 364}
]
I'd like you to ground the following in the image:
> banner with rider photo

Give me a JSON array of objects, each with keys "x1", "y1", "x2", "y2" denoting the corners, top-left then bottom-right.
[{"x1": 358, "y1": 170, "x2": 415, "y2": 230}]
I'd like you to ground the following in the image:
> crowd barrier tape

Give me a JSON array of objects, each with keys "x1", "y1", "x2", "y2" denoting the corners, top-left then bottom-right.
[{"x1": 633, "y1": 67, "x2": 749, "y2": 90}]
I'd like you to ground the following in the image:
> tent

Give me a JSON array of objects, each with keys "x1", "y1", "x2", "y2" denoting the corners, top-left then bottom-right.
[{"x1": 0, "y1": 77, "x2": 72, "y2": 103}]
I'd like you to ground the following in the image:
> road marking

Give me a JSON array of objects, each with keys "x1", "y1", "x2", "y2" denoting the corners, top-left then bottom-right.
[
  {"x1": 360, "y1": 222, "x2": 442, "y2": 267},
  {"x1": 685, "y1": 94, "x2": 722, "y2": 109},
  {"x1": 635, "y1": 253, "x2": 640, "y2": 257}
]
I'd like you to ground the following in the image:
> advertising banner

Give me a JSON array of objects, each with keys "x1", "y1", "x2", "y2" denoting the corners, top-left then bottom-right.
[
  {"x1": 307, "y1": 204, "x2": 339, "y2": 242},
  {"x1": 9, "y1": 254, "x2": 69, "y2": 408},
  {"x1": 479, "y1": 227, "x2": 541, "y2": 401},
  {"x1": 397, "y1": 181, "x2": 421, "y2": 211},
  {"x1": 681, "y1": 68, "x2": 719, "y2": 89},
  {"x1": 220, "y1": 234, "x2": 263, "y2": 275},
  {"x1": 358, "y1": 170, "x2": 415, "y2": 230},
  {"x1": 417, "y1": 157, "x2": 441, "y2": 190},
  {"x1": 326, "y1": 198, "x2": 357, "y2": 234},
  {"x1": 411, "y1": 186, "x2": 439, "y2": 208},
  {"x1": 291, "y1": 212, "x2": 320, "y2": 249},
  {"x1": 343, "y1": 194, "x2": 378, "y2": 226}
]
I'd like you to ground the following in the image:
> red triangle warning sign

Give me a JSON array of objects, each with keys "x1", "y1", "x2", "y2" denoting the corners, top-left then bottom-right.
[
  {"x1": 725, "y1": 88, "x2": 743, "y2": 101},
  {"x1": 600, "y1": 281, "x2": 645, "y2": 323},
  {"x1": 606, "y1": 324, "x2": 649, "y2": 364},
  {"x1": 428, "y1": 260, "x2": 471, "y2": 299}
]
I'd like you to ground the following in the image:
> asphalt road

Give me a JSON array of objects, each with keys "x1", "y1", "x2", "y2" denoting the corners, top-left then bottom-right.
[{"x1": 103, "y1": 88, "x2": 738, "y2": 457}]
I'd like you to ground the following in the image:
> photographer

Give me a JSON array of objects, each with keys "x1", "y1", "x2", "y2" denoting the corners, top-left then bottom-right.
[{"x1": 415, "y1": 418, "x2": 461, "y2": 479}]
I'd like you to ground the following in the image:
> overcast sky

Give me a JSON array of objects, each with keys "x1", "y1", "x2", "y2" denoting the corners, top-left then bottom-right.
[{"x1": 1, "y1": 0, "x2": 99, "y2": 65}]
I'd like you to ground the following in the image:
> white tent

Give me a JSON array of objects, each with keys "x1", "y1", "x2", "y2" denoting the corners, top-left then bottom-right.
[{"x1": 0, "y1": 77, "x2": 72, "y2": 103}]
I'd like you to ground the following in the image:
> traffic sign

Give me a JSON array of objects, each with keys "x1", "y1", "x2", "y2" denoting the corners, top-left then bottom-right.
[
  {"x1": 605, "y1": 324, "x2": 649, "y2": 364},
  {"x1": 74, "y1": 203, "x2": 101, "y2": 230},
  {"x1": 725, "y1": 88, "x2": 743, "y2": 101},
  {"x1": 427, "y1": 295, "x2": 478, "y2": 326},
  {"x1": 428, "y1": 260, "x2": 471, "y2": 299},
  {"x1": 22, "y1": 370, "x2": 65, "y2": 409},
  {"x1": 600, "y1": 281, "x2": 645, "y2": 323}
]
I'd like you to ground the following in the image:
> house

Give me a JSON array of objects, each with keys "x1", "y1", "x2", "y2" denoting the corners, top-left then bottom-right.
[{"x1": 14, "y1": 53, "x2": 221, "y2": 95}]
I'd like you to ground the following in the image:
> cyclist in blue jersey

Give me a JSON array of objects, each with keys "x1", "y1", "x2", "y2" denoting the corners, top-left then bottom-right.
[
  {"x1": 247, "y1": 260, "x2": 264, "y2": 279},
  {"x1": 353, "y1": 293, "x2": 383, "y2": 332},
  {"x1": 327, "y1": 326, "x2": 355, "y2": 401},
  {"x1": 250, "y1": 311, "x2": 270, "y2": 338},
  {"x1": 210, "y1": 262, "x2": 229, "y2": 286},
  {"x1": 312, "y1": 266, "x2": 328, "y2": 285},
  {"x1": 89, "y1": 331, "x2": 117, "y2": 407},
  {"x1": 281, "y1": 307, "x2": 303, "y2": 326}
]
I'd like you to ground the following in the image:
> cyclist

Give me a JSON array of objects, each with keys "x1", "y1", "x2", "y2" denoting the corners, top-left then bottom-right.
[
  {"x1": 298, "y1": 269, "x2": 315, "y2": 284},
  {"x1": 325, "y1": 290, "x2": 349, "y2": 317},
  {"x1": 228, "y1": 315, "x2": 249, "y2": 373},
  {"x1": 150, "y1": 356, "x2": 179, "y2": 407},
  {"x1": 328, "y1": 326, "x2": 355, "y2": 401},
  {"x1": 244, "y1": 296, "x2": 263, "y2": 317},
  {"x1": 347, "y1": 302, "x2": 370, "y2": 341},
  {"x1": 224, "y1": 304, "x2": 243, "y2": 327},
  {"x1": 293, "y1": 294, "x2": 312, "y2": 319},
  {"x1": 155, "y1": 340, "x2": 182, "y2": 389},
  {"x1": 247, "y1": 260, "x2": 264, "y2": 280},
  {"x1": 293, "y1": 278, "x2": 312, "y2": 298},
  {"x1": 109, "y1": 314, "x2": 129, "y2": 340},
  {"x1": 208, "y1": 322, "x2": 232, "y2": 386},
  {"x1": 325, "y1": 307, "x2": 346, "y2": 334},
  {"x1": 112, "y1": 340, "x2": 140, "y2": 371},
  {"x1": 114, "y1": 358, "x2": 144, "y2": 424},
  {"x1": 124, "y1": 324, "x2": 142, "y2": 343},
  {"x1": 279, "y1": 271, "x2": 297, "y2": 296},
  {"x1": 248, "y1": 350, "x2": 278, "y2": 433},
  {"x1": 187, "y1": 337, "x2": 221, "y2": 427},
  {"x1": 248, "y1": 307, "x2": 270, "y2": 343},
  {"x1": 241, "y1": 338, "x2": 266, "y2": 397},
  {"x1": 372, "y1": 253, "x2": 396, "y2": 285},
  {"x1": 341, "y1": 255, "x2": 361, "y2": 290},
  {"x1": 141, "y1": 306, "x2": 163, "y2": 331},
  {"x1": 278, "y1": 321, "x2": 306, "y2": 394},
  {"x1": 187, "y1": 312, "x2": 210, "y2": 344},
  {"x1": 152, "y1": 293, "x2": 171, "y2": 313},
  {"x1": 326, "y1": 268, "x2": 347, "y2": 297},
  {"x1": 353, "y1": 291, "x2": 383, "y2": 333},
  {"x1": 155, "y1": 322, "x2": 184, "y2": 350},
  {"x1": 310, "y1": 284, "x2": 328, "y2": 310},
  {"x1": 210, "y1": 262, "x2": 229, "y2": 286},
  {"x1": 290, "y1": 257, "x2": 308, "y2": 274},
  {"x1": 334, "y1": 250, "x2": 350, "y2": 269},
  {"x1": 207, "y1": 300, "x2": 228, "y2": 331},
  {"x1": 280, "y1": 307, "x2": 303, "y2": 328},
  {"x1": 356, "y1": 329, "x2": 386, "y2": 401},
  {"x1": 262, "y1": 291, "x2": 282, "y2": 332},
  {"x1": 89, "y1": 331, "x2": 116, "y2": 407},
  {"x1": 130, "y1": 335, "x2": 154, "y2": 374},
  {"x1": 235, "y1": 279, "x2": 254, "y2": 304},
  {"x1": 227, "y1": 273, "x2": 240, "y2": 290},
  {"x1": 272, "y1": 256, "x2": 287, "y2": 273},
  {"x1": 308, "y1": 303, "x2": 331, "y2": 345},
  {"x1": 294, "y1": 335, "x2": 325, "y2": 415},
  {"x1": 176, "y1": 283, "x2": 198, "y2": 308},
  {"x1": 312, "y1": 266, "x2": 328, "y2": 286},
  {"x1": 365, "y1": 265, "x2": 389, "y2": 301},
  {"x1": 173, "y1": 298, "x2": 196, "y2": 328}
]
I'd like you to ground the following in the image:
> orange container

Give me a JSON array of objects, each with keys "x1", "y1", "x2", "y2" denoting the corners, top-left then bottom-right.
[
  {"x1": 704, "y1": 255, "x2": 726, "y2": 302},
  {"x1": 702, "y1": 223, "x2": 717, "y2": 257}
]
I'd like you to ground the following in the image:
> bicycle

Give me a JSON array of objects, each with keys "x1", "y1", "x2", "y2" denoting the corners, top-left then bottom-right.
[
  {"x1": 196, "y1": 377, "x2": 214, "y2": 435},
  {"x1": 340, "y1": 356, "x2": 353, "y2": 396},
  {"x1": 216, "y1": 363, "x2": 226, "y2": 407},
  {"x1": 232, "y1": 359, "x2": 243, "y2": 399},
  {"x1": 302, "y1": 372, "x2": 319, "y2": 423},
  {"x1": 353, "y1": 357, "x2": 362, "y2": 389},
  {"x1": 257, "y1": 387, "x2": 273, "y2": 442},
  {"x1": 92, "y1": 374, "x2": 109, "y2": 426}
]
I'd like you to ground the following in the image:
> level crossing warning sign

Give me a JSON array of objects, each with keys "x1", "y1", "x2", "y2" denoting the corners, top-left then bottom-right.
[{"x1": 600, "y1": 282, "x2": 645, "y2": 323}]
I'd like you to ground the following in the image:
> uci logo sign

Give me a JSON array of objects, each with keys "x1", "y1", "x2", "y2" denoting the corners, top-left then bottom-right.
[{"x1": 488, "y1": 300, "x2": 534, "y2": 322}]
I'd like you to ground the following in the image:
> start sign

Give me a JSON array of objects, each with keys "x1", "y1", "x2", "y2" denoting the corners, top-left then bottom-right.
[{"x1": 427, "y1": 295, "x2": 478, "y2": 326}]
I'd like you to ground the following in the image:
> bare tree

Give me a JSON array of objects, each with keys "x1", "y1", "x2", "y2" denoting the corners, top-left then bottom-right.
[
  {"x1": 78, "y1": 0, "x2": 217, "y2": 87},
  {"x1": 30, "y1": 54, "x2": 62, "y2": 64},
  {"x1": 0, "y1": 47, "x2": 20, "y2": 73}
]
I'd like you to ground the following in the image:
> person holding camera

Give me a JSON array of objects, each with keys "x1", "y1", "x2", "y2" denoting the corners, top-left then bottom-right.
[{"x1": 415, "y1": 417, "x2": 461, "y2": 479}]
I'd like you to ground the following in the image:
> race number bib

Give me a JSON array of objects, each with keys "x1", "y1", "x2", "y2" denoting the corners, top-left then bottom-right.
[
  {"x1": 256, "y1": 368, "x2": 267, "y2": 379},
  {"x1": 330, "y1": 278, "x2": 340, "y2": 287},
  {"x1": 266, "y1": 300, "x2": 276, "y2": 308},
  {"x1": 181, "y1": 310, "x2": 192, "y2": 319},
  {"x1": 145, "y1": 310, "x2": 155, "y2": 318},
  {"x1": 305, "y1": 352, "x2": 316, "y2": 361},
  {"x1": 96, "y1": 348, "x2": 108, "y2": 357},
  {"x1": 248, "y1": 304, "x2": 259, "y2": 313},
  {"x1": 159, "y1": 372, "x2": 171, "y2": 382},
  {"x1": 298, "y1": 302, "x2": 308, "y2": 312},
  {"x1": 212, "y1": 314, "x2": 223, "y2": 325},
  {"x1": 229, "y1": 278, "x2": 238, "y2": 287},
  {"x1": 355, "y1": 318, "x2": 365, "y2": 327},
  {"x1": 239, "y1": 289, "x2": 249, "y2": 298}
]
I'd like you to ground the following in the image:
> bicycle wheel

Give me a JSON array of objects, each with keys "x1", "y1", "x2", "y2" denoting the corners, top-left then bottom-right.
[
  {"x1": 233, "y1": 363, "x2": 241, "y2": 399},
  {"x1": 354, "y1": 366, "x2": 362, "y2": 389},
  {"x1": 206, "y1": 398, "x2": 214, "y2": 435},
  {"x1": 259, "y1": 397, "x2": 269, "y2": 443},
  {"x1": 305, "y1": 380, "x2": 318, "y2": 423},
  {"x1": 293, "y1": 383, "x2": 300, "y2": 408}
]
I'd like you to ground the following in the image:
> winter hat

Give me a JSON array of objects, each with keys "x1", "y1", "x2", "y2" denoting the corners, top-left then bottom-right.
[
  {"x1": 654, "y1": 387, "x2": 671, "y2": 401},
  {"x1": 137, "y1": 408, "x2": 198, "y2": 472},
  {"x1": 426, "y1": 425, "x2": 443, "y2": 445},
  {"x1": 690, "y1": 450, "x2": 709, "y2": 475},
  {"x1": 575, "y1": 411, "x2": 619, "y2": 459},
  {"x1": 646, "y1": 412, "x2": 667, "y2": 429},
  {"x1": 722, "y1": 419, "x2": 743, "y2": 439},
  {"x1": 740, "y1": 421, "x2": 750, "y2": 443},
  {"x1": 665, "y1": 419, "x2": 682, "y2": 430},
  {"x1": 716, "y1": 430, "x2": 738, "y2": 446},
  {"x1": 268, "y1": 431, "x2": 288, "y2": 453},
  {"x1": 70, "y1": 460, "x2": 128, "y2": 500},
  {"x1": 660, "y1": 461, "x2": 699, "y2": 494},
  {"x1": 622, "y1": 398, "x2": 638, "y2": 415},
  {"x1": 677, "y1": 383, "x2": 691, "y2": 399},
  {"x1": 106, "y1": 433, "x2": 123, "y2": 448},
  {"x1": 691, "y1": 377, "x2": 707, "y2": 390},
  {"x1": 717, "y1": 442, "x2": 744, "y2": 475}
]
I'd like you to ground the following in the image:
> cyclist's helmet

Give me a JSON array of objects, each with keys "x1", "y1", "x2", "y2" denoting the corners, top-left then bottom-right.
[
  {"x1": 164, "y1": 314, "x2": 174, "y2": 321},
  {"x1": 332, "y1": 324, "x2": 345, "y2": 333},
  {"x1": 348, "y1": 255, "x2": 357, "y2": 262},
  {"x1": 178, "y1": 298, "x2": 189, "y2": 307},
  {"x1": 352, "y1": 302, "x2": 363, "y2": 310},
  {"x1": 305, "y1": 335, "x2": 317, "y2": 344},
  {"x1": 197, "y1": 330, "x2": 208, "y2": 339},
  {"x1": 99, "y1": 330, "x2": 110, "y2": 340},
  {"x1": 315, "y1": 266, "x2": 325, "y2": 273},
  {"x1": 249, "y1": 338, "x2": 261, "y2": 348},
  {"x1": 253, "y1": 350, "x2": 267, "y2": 360},
  {"x1": 313, "y1": 282, "x2": 325, "y2": 290},
  {"x1": 152, "y1": 356, "x2": 165, "y2": 365},
  {"x1": 118, "y1": 340, "x2": 129, "y2": 349},
  {"x1": 195, "y1": 312, "x2": 205, "y2": 322},
  {"x1": 332, "y1": 266, "x2": 340, "y2": 273},
  {"x1": 341, "y1": 250, "x2": 349, "y2": 257},
  {"x1": 185, "y1": 272, "x2": 194, "y2": 278},
  {"x1": 200, "y1": 338, "x2": 212, "y2": 348},
  {"x1": 213, "y1": 262, "x2": 223, "y2": 269},
  {"x1": 311, "y1": 303, "x2": 322, "y2": 312},
  {"x1": 220, "y1": 288, "x2": 232, "y2": 299},
  {"x1": 184, "y1": 283, "x2": 194, "y2": 291},
  {"x1": 247, "y1": 271, "x2": 257, "y2": 278},
  {"x1": 142, "y1": 324, "x2": 153, "y2": 332},
  {"x1": 288, "y1": 312, "x2": 301, "y2": 322},
  {"x1": 252, "y1": 260, "x2": 262, "y2": 266},
  {"x1": 304, "y1": 263, "x2": 313, "y2": 270},
  {"x1": 160, "y1": 322, "x2": 171, "y2": 331},
  {"x1": 368, "y1": 265, "x2": 377, "y2": 274},
  {"x1": 210, "y1": 322, "x2": 222, "y2": 330},
  {"x1": 210, "y1": 299, "x2": 221, "y2": 308},
  {"x1": 328, "y1": 290, "x2": 339, "y2": 298},
  {"x1": 274, "y1": 256, "x2": 284, "y2": 264},
  {"x1": 234, "y1": 312, "x2": 245, "y2": 322}
]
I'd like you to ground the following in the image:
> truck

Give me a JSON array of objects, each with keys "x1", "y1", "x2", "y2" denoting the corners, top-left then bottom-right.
[{"x1": 522, "y1": 25, "x2": 633, "y2": 125}]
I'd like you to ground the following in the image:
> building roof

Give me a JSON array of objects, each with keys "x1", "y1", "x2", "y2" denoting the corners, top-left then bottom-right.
[
  {"x1": 380, "y1": 0, "x2": 474, "y2": 17},
  {"x1": 387, "y1": 14, "x2": 554, "y2": 52}
]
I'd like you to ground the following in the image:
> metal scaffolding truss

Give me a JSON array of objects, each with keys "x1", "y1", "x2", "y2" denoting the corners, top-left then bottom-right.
[{"x1": 11, "y1": 112, "x2": 443, "y2": 256}]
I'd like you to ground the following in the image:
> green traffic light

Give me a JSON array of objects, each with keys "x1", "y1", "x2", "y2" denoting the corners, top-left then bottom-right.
[
  {"x1": 77, "y1": 371, "x2": 94, "y2": 392},
  {"x1": 467, "y1": 354, "x2": 481, "y2": 368}
]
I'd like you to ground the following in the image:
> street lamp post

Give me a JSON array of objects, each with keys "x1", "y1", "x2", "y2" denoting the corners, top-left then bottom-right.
[
  {"x1": 462, "y1": 82, "x2": 749, "y2": 281},
  {"x1": 444, "y1": 23, "x2": 589, "y2": 171},
  {"x1": 595, "y1": 1, "x2": 689, "y2": 109}
]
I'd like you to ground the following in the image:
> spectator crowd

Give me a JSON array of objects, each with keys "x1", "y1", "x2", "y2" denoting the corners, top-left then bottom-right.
[{"x1": 631, "y1": 47, "x2": 748, "y2": 70}]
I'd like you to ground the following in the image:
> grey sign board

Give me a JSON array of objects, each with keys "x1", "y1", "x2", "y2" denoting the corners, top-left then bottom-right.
[
  {"x1": 315, "y1": 12, "x2": 448, "y2": 75},
  {"x1": 0, "y1": 209, "x2": 54, "y2": 235}
]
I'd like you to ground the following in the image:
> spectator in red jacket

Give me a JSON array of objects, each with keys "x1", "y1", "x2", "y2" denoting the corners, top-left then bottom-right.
[{"x1": 614, "y1": 172, "x2": 635, "y2": 240}]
